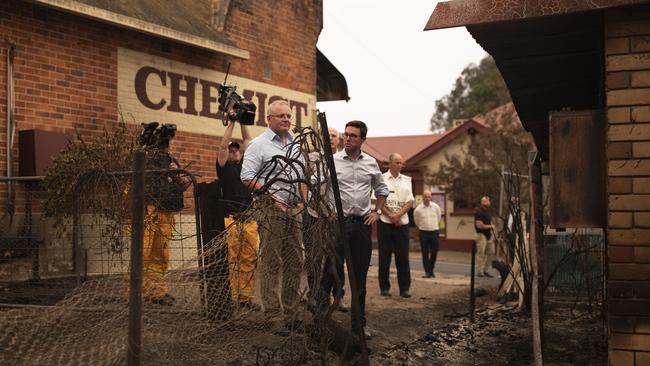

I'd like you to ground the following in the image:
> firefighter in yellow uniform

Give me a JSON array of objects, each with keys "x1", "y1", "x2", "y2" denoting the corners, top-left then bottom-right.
[
  {"x1": 217, "y1": 121, "x2": 259, "y2": 308},
  {"x1": 142, "y1": 204, "x2": 175, "y2": 304},
  {"x1": 139, "y1": 122, "x2": 185, "y2": 306}
]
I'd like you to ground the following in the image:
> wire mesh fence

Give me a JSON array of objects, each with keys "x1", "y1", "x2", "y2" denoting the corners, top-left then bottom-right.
[
  {"x1": 0, "y1": 126, "x2": 363, "y2": 365},
  {"x1": 545, "y1": 230, "x2": 604, "y2": 297}
]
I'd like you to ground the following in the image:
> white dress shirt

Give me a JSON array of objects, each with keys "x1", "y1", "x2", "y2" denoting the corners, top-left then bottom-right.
[
  {"x1": 379, "y1": 172, "x2": 414, "y2": 225},
  {"x1": 334, "y1": 150, "x2": 389, "y2": 217},
  {"x1": 413, "y1": 201, "x2": 442, "y2": 231}
]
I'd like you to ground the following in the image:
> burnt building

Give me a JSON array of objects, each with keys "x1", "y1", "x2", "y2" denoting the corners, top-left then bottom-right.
[{"x1": 426, "y1": 0, "x2": 650, "y2": 364}]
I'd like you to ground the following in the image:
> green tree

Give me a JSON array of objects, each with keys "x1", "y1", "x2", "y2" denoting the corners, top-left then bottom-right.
[
  {"x1": 430, "y1": 105, "x2": 534, "y2": 211},
  {"x1": 430, "y1": 56, "x2": 511, "y2": 132}
]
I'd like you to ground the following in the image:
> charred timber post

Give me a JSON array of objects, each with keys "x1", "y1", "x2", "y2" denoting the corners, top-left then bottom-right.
[
  {"x1": 528, "y1": 152, "x2": 544, "y2": 366},
  {"x1": 318, "y1": 112, "x2": 370, "y2": 366},
  {"x1": 470, "y1": 240, "x2": 476, "y2": 323},
  {"x1": 72, "y1": 191, "x2": 82, "y2": 285},
  {"x1": 127, "y1": 151, "x2": 146, "y2": 366}
]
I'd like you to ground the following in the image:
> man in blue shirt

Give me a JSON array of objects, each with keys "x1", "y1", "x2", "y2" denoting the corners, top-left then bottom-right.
[{"x1": 241, "y1": 100, "x2": 305, "y2": 320}]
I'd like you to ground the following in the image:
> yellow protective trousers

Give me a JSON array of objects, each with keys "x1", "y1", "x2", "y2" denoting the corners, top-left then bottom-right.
[
  {"x1": 224, "y1": 215, "x2": 260, "y2": 302},
  {"x1": 142, "y1": 205, "x2": 175, "y2": 298}
]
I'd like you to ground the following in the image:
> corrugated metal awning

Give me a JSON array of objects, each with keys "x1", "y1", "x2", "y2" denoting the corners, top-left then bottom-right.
[
  {"x1": 316, "y1": 49, "x2": 349, "y2": 102},
  {"x1": 424, "y1": 0, "x2": 649, "y2": 31},
  {"x1": 422, "y1": 0, "x2": 650, "y2": 155}
]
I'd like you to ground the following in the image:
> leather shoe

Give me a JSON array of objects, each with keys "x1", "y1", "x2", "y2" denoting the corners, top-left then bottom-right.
[
  {"x1": 363, "y1": 326, "x2": 372, "y2": 339},
  {"x1": 239, "y1": 301, "x2": 261, "y2": 311},
  {"x1": 148, "y1": 293, "x2": 176, "y2": 306},
  {"x1": 380, "y1": 290, "x2": 391, "y2": 297},
  {"x1": 399, "y1": 291, "x2": 412, "y2": 298},
  {"x1": 336, "y1": 298, "x2": 349, "y2": 313}
]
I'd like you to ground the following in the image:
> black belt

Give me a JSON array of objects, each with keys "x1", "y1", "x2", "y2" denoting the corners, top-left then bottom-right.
[{"x1": 343, "y1": 215, "x2": 364, "y2": 222}]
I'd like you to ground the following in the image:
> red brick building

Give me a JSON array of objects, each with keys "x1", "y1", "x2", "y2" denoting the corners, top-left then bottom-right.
[
  {"x1": 427, "y1": 0, "x2": 650, "y2": 364},
  {"x1": 0, "y1": 0, "x2": 347, "y2": 278},
  {"x1": 0, "y1": 0, "x2": 346, "y2": 181}
]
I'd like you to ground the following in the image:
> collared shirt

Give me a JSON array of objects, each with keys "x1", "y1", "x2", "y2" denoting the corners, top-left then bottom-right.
[
  {"x1": 306, "y1": 151, "x2": 335, "y2": 218},
  {"x1": 334, "y1": 150, "x2": 389, "y2": 217},
  {"x1": 379, "y1": 172, "x2": 414, "y2": 225},
  {"x1": 240, "y1": 128, "x2": 303, "y2": 205},
  {"x1": 413, "y1": 202, "x2": 442, "y2": 231}
]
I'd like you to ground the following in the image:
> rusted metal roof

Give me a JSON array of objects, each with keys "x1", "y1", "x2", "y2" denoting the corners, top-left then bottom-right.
[
  {"x1": 363, "y1": 119, "x2": 487, "y2": 165},
  {"x1": 425, "y1": 0, "x2": 650, "y2": 30},
  {"x1": 26, "y1": 0, "x2": 249, "y2": 58},
  {"x1": 422, "y1": 0, "x2": 650, "y2": 155},
  {"x1": 364, "y1": 134, "x2": 443, "y2": 164}
]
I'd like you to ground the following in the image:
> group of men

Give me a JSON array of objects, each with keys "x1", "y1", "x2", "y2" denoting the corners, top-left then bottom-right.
[
  {"x1": 141, "y1": 98, "x2": 499, "y2": 340},
  {"x1": 218, "y1": 100, "x2": 451, "y2": 339}
]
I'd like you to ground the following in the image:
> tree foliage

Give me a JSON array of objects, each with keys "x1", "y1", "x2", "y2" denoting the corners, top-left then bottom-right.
[
  {"x1": 430, "y1": 56, "x2": 511, "y2": 132},
  {"x1": 428, "y1": 104, "x2": 535, "y2": 212}
]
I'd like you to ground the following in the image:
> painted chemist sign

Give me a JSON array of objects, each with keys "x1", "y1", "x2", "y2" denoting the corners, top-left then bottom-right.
[{"x1": 117, "y1": 48, "x2": 316, "y2": 139}]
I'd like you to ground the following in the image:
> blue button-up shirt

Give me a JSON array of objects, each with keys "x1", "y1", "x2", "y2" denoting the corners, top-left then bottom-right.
[
  {"x1": 241, "y1": 128, "x2": 304, "y2": 205},
  {"x1": 333, "y1": 150, "x2": 389, "y2": 217}
]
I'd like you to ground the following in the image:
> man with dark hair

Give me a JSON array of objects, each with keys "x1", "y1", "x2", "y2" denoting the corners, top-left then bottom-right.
[
  {"x1": 325, "y1": 120, "x2": 389, "y2": 339},
  {"x1": 217, "y1": 120, "x2": 258, "y2": 309},
  {"x1": 377, "y1": 152, "x2": 414, "y2": 298},
  {"x1": 475, "y1": 196, "x2": 495, "y2": 277}
]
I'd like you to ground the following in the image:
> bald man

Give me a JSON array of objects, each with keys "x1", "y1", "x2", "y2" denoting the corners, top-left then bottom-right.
[
  {"x1": 328, "y1": 127, "x2": 341, "y2": 152},
  {"x1": 378, "y1": 153, "x2": 414, "y2": 298}
]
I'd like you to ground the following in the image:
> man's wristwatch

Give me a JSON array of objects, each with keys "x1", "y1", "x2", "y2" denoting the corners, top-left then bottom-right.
[{"x1": 376, "y1": 209, "x2": 382, "y2": 215}]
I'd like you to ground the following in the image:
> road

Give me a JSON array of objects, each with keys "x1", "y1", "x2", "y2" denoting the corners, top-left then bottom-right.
[{"x1": 369, "y1": 251, "x2": 501, "y2": 284}]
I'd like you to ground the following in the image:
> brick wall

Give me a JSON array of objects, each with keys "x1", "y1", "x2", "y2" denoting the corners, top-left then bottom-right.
[
  {"x1": 606, "y1": 7, "x2": 650, "y2": 365},
  {"x1": 0, "y1": 0, "x2": 322, "y2": 185}
]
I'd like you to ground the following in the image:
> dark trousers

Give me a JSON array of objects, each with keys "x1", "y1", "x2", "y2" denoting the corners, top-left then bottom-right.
[
  {"x1": 303, "y1": 213, "x2": 321, "y2": 295},
  {"x1": 319, "y1": 222, "x2": 346, "y2": 300},
  {"x1": 378, "y1": 221, "x2": 411, "y2": 293},
  {"x1": 419, "y1": 230, "x2": 439, "y2": 275},
  {"x1": 322, "y1": 216, "x2": 371, "y2": 329}
]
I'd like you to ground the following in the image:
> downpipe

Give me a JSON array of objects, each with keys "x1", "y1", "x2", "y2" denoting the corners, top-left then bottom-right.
[{"x1": 6, "y1": 42, "x2": 16, "y2": 218}]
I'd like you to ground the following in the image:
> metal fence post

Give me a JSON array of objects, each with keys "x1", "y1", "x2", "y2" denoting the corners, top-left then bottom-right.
[{"x1": 128, "y1": 151, "x2": 146, "y2": 366}]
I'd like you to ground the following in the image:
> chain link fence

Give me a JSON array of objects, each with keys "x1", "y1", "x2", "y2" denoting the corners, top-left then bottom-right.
[{"x1": 0, "y1": 127, "x2": 364, "y2": 365}]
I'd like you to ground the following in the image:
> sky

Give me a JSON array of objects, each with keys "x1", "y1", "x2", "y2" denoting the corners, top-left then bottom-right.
[{"x1": 316, "y1": 0, "x2": 487, "y2": 137}]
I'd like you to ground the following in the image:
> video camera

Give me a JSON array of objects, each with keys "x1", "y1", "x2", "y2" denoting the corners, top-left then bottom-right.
[
  {"x1": 139, "y1": 122, "x2": 177, "y2": 149},
  {"x1": 218, "y1": 63, "x2": 257, "y2": 126}
]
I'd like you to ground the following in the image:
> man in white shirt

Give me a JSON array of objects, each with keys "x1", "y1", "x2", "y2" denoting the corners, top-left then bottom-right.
[
  {"x1": 378, "y1": 153, "x2": 414, "y2": 298},
  {"x1": 413, "y1": 190, "x2": 442, "y2": 278}
]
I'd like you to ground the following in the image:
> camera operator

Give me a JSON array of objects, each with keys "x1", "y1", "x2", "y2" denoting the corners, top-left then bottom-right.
[
  {"x1": 216, "y1": 119, "x2": 260, "y2": 310},
  {"x1": 139, "y1": 123, "x2": 185, "y2": 306}
]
